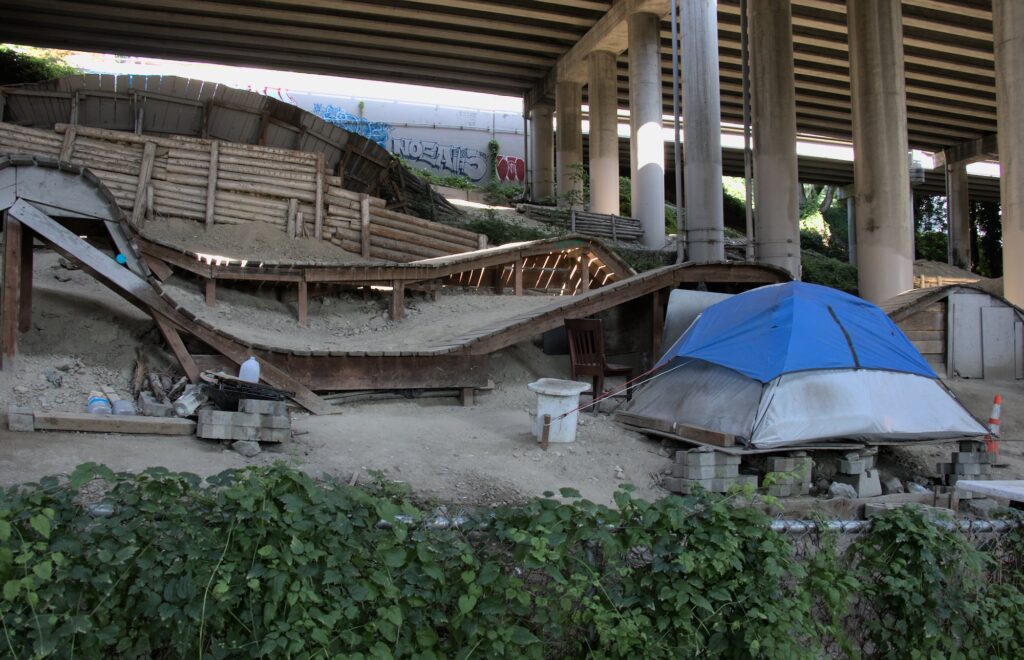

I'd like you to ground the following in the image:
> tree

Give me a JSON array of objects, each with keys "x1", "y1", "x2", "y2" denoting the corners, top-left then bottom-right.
[{"x1": 0, "y1": 46, "x2": 78, "y2": 86}]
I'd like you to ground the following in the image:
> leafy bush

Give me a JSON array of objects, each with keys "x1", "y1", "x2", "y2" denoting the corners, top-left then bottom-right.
[
  {"x1": 461, "y1": 210, "x2": 559, "y2": 245},
  {"x1": 0, "y1": 46, "x2": 78, "y2": 86},
  {"x1": 916, "y1": 230, "x2": 949, "y2": 262},
  {"x1": 800, "y1": 249, "x2": 858, "y2": 293},
  {"x1": 2, "y1": 464, "x2": 1023, "y2": 658}
]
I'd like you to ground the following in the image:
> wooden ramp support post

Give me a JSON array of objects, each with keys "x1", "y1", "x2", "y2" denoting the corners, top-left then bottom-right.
[
  {"x1": 19, "y1": 226, "x2": 32, "y2": 334},
  {"x1": 1, "y1": 213, "x2": 22, "y2": 366},
  {"x1": 390, "y1": 279, "x2": 404, "y2": 321},
  {"x1": 297, "y1": 280, "x2": 308, "y2": 326},
  {"x1": 514, "y1": 259, "x2": 524, "y2": 295},
  {"x1": 205, "y1": 279, "x2": 216, "y2": 307}
]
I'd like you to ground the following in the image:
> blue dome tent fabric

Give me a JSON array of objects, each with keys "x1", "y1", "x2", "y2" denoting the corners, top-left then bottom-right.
[
  {"x1": 624, "y1": 282, "x2": 988, "y2": 449},
  {"x1": 658, "y1": 282, "x2": 936, "y2": 382}
]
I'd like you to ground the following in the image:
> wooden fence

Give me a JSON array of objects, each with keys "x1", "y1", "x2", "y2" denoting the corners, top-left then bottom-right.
[{"x1": 0, "y1": 122, "x2": 483, "y2": 262}]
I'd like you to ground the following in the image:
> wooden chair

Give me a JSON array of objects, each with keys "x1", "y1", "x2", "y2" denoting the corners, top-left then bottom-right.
[{"x1": 565, "y1": 318, "x2": 633, "y2": 400}]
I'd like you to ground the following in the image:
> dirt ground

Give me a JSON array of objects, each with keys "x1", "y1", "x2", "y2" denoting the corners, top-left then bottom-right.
[{"x1": 2, "y1": 247, "x2": 1023, "y2": 509}]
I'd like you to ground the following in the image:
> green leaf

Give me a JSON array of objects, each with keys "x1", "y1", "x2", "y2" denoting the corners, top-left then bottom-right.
[
  {"x1": 458, "y1": 594, "x2": 477, "y2": 614},
  {"x1": 382, "y1": 548, "x2": 406, "y2": 568},
  {"x1": 3, "y1": 579, "x2": 19, "y2": 601},
  {"x1": 213, "y1": 581, "x2": 229, "y2": 596},
  {"x1": 422, "y1": 563, "x2": 444, "y2": 583},
  {"x1": 0, "y1": 520, "x2": 9, "y2": 541},
  {"x1": 558, "y1": 487, "x2": 581, "y2": 499},
  {"x1": 29, "y1": 514, "x2": 50, "y2": 539},
  {"x1": 257, "y1": 545, "x2": 276, "y2": 558},
  {"x1": 508, "y1": 626, "x2": 539, "y2": 645},
  {"x1": 32, "y1": 560, "x2": 52, "y2": 581}
]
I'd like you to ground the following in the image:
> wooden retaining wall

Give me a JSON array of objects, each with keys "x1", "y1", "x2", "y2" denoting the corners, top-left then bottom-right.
[{"x1": 0, "y1": 122, "x2": 483, "y2": 262}]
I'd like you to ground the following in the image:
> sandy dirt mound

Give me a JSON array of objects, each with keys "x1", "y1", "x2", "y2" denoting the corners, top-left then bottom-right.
[
  {"x1": 141, "y1": 217, "x2": 369, "y2": 265},
  {"x1": 162, "y1": 275, "x2": 557, "y2": 352}
]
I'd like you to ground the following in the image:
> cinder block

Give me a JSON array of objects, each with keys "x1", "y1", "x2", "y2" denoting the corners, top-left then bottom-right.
[
  {"x1": 953, "y1": 452, "x2": 983, "y2": 464},
  {"x1": 862, "y1": 455, "x2": 876, "y2": 471},
  {"x1": 833, "y1": 469, "x2": 882, "y2": 498},
  {"x1": 793, "y1": 457, "x2": 813, "y2": 481},
  {"x1": 716, "y1": 454, "x2": 741, "y2": 467},
  {"x1": 711, "y1": 477, "x2": 737, "y2": 493},
  {"x1": 258, "y1": 427, "x2": 290, "y2": 443},
  {"x1": 662, "y1": 476, "x2": 686, "y2": 493},
  {"x1": 715, "y1": 465, "x2": 739, "y2": 479},
  {"x1": 766, "y1": 471, "x2": 796, "y2": 486},
  {"x1": 137, "y1": 392, "x2": 172, "y2": 418},
  {"x1": 954, "y1": 462, "x2": 984, "y2": 476},
  {"x1": 232, "y1": 425, "x2": 261, "y2": 442},
  {"x1": 259, "y1": 415, "x2": 291, "y2": 430},
  {"x1": 767, "y1": 484, "x2": 792, "y2": 498},
  {"x1": 838, "y1": 459, "x2": 865, "y2": 475},
  {"x1": 767, "y1": 457, "x2": 795, "y2": 472},
  {"x1": 7, "y1": 406, "x2": 33, "y2": 432},
  {"x1": 239, "y1": 398, "x2": 287, "y2": 416},
  {"x1": 937, "y1": 462, "x2": 954, "y2": 475},
  {"x1": 959, "y1": 440, "x2": 984, "y2": 452},
  {"x1": 681, "y1": 450, "x2": 716, "y2": 468},
  {"x1": 196, "y1": 422, "x2": 233, "y2": 440},
  {"x1": 736, "y1": 474, "x2": 758, "y2": 488},
  {"x1": 230, "y1": 411, "x2": 263, "y2": 428},
  {"x1": 674, "y1": 464, "x2": 714, "y2": 479},
  {"x1": 679, "y1": 478, "x2": 714, "y2": 493}
]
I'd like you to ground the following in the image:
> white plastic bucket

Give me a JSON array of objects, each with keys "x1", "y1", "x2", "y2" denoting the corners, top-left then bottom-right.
[{"x1": 527, "y1": 378, "x2": 592, "y2": 444}]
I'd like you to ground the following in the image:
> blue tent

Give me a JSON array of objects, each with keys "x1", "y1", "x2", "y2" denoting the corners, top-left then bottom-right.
[
  {"x1": 626, "y1": 282, "x2": 987, "y2": 448},
  {"x1": 659, "y1": 282, "x2": 935, "y2": 382}
]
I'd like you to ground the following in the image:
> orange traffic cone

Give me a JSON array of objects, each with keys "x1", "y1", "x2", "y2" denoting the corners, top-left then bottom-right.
[{"x1": 984, "y1": 394, "x2": 1002, "y2": 463}]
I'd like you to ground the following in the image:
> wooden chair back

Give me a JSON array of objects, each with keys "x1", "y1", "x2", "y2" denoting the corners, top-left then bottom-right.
[{"x1": 565, "y1": 318, "x2": 606, "y2": 373}]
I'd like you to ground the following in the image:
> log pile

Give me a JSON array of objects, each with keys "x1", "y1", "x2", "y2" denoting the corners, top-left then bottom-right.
[
  {"x1": 516, "y1": 204, "x2": 644, "y2": 243},
  {"x1": 0, "y1": 122, "x2": 485, "y2": 263}
]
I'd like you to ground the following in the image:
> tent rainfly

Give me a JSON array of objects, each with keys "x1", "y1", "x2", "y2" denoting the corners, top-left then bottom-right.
[{"x1": 622, "y1": 282, "x2": 988, "y2": 449}]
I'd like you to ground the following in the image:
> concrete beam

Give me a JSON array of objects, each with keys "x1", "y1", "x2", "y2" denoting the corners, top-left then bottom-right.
[
  {"x1": 526, "y1": 0, "x2": 669, "y2": 107},
  {"x1": 995, "y1": 0, "x2": 1024, "y2": 306},
  {"x1": 935, "y1": 133, "x2": 999, "y2": 167}
]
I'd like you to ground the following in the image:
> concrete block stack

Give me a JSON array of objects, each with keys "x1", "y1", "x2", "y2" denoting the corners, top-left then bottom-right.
[
  {"x1": 832, "y1": 449, "x2": 882, "y2": 498},
  {"x1": 764, "y1": 452, "x2": 813, "y2": 497},
  {"x1": 937, "y1": 441, "x2": 994, "y2": 500},
  {"x1": 663, "y1": 449, "x2": 754, "y2": 494},
  {"x1": 196, "y1": 399, "x2": 290, "y2": 443}
]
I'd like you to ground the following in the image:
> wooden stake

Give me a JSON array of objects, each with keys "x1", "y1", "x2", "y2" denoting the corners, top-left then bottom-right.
[
  {"x1": 153, "y1": 315, "x2": 200, "y2": 383},
  {"x1": 130, "y1": 141, "x2": 156, "y2": 227},
  {"x1": 359, "y1": 193, "x2": 371, "y2": 259},
  {"x1": 205, "y1": 140, "x2": 219, "y2": 227},
  {"x1": 514, "y1": 260, "x2": 524, "y2": 295},
  {"x1": 540, "y1": 414, "x2": 551, "y2": 450}
]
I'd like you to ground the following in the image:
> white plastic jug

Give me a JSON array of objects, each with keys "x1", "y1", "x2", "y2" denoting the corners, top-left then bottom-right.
[{"x1": 239, "y1": 357, "x2": 260, "y2": 383}]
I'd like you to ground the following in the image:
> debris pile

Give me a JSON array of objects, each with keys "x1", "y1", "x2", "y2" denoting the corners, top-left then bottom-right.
[
  {"x1": 831, "y1": 449, "x2": 883, "y2": 498},
  {"x1": 939, "y1": 441, "x2": 995, "y2": 500}
]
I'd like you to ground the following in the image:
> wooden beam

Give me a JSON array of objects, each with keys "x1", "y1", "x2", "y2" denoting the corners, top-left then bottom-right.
[
  {"x1": 142, "y1": 254, "x2": 173, "y2": 281},
  {"x1": 130, "y1": 141, "x2": 156, "y2": 227},
  {"x1": 390, "y1": 279, "x2": 404, "y2": 320},
  {"x1": 205, "y1": 279, "x2": 216, "y2": 306},
  {"x1": 59, "y1": 125, "x2": 77, "y2": 161},
  {"x1": 33, "y1": 411, "x2": 196, "y2": 435},
  {"x1": 18, "y1": 227, "x2": 32, "y2": 334},
  {"x1": 153, "y1": 314, "x2": 200, "y2": 382},
  {"x1": 297, "y1": 280, "x2": 308, "y2": 326},
  {"x1": 651, "y1": 287, "x2": 666, "y2": 362},
  {"x1": 514, "y1": 259, "x2": 524, "y2": 295},
  {"x1": 205, "y1": 140, "x2": 219, "y2": 226},
  {"x1": 1, "y1": 213, "x2": 22, "y2": 364},
  {"x1": 314, "y1": 151, "x2": 325, "y2": 240},
  {"x1": 360, "y1": 193, "x2": 371, "y2": 259}
]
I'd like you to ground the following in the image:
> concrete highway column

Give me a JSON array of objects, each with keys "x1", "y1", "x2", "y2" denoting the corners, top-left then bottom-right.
[
  {"x1": 750, "y1": 0, "x2": 800, "y2": 278},
  {"x1": 628, "y1": 12, "x2": 666, "y2": 248},
  {"x1": 995, "y1": 0, "x2": 1024, "y2": 306},
  {"x1": 946, "y1": 161, "x2": 972, "y2": 271},
  {"x1": 680, "y1": 0, "x2": 725, "y2": 261},
  {"x1": 529, "y1": 101, "x2": 555, "y2": 202},
  {"x1": 847, "y1": 0, "x2": 913, "y2": 303},
  {"x1": 588, "y1": 50, "x2": 620, "y2": 216},
  {"x1": 555, "y1": 80, "x2": 584, "y2": 209}
]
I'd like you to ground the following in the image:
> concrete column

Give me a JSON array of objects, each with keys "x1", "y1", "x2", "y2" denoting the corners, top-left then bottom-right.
[
  {"x1": 750, "y1": 0, "x2": 800, "y2": 278},
  {"x1": 680, "y1": 0, "x2": 725, "y2": 261},
  {"x1": 946, "y1": 161, "x2": 972, "y2": 271},
  {"x1": 628, "y1": 12, "x2": 666, "y2": 248},
  {"x1": 555, "y1": 80, "x2": 584, "y2": 209},
  {"x1": 588, "y1": 50, "x2": 620, "y2": 216},
  {"x1": 995, "y1": 0, "x2": 1024, "y2": 306},
  {"x1": 847, "y1": 0, "x2": 913, "y2": 303},
  {"x1": 529, "y1": 101, "x2": 555, "y2": 202}
]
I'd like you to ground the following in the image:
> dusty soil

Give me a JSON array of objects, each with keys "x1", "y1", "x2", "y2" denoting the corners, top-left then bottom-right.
[
  {"x1": 141, "y1": 217, "x2": 369, "y2": 265},
  {"x1": 3, "y1": 246, "x2": 1023, "y2": 510},
  {"x1": 162, "y1": 275, "x2": 557, "y2": 352}
]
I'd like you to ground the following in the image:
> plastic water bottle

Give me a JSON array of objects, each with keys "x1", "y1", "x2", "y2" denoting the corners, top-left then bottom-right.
[
  {"x1": 87, "y1": 391, "x2": 112, "y2": 415},
  {"x1": 239, "y1": 357, "x2": 260, "y2": 383},
  {"x1": 111, "y1": 399, "x2": 135, "y2": 416},
  {"x1": 173, "y1": 386, "x2": 208, "y2": 417}
]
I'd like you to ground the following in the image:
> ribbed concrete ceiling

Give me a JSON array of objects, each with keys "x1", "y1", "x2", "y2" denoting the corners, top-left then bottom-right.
[{"x1": 0, "y1": 0, "x2": 996, "y2": 152}]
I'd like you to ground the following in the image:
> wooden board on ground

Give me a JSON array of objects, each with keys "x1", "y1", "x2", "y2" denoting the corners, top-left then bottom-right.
[{"x1": 33, "y1": 412, "x2": 196, "y2": 435}]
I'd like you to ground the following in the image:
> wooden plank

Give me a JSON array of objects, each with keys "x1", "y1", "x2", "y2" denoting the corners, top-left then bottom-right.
[
  {"x1": 205, "y1": 140, "x2": 219, "y2": 226},
  {"x1": 154, "y1": 314, "x2": 200, "y2": 383},
  {"x1": 130, "y1": 141, "x2": 156, "y2": 227},
  {"x1": 913, "y1": 340, "x2": 946, "y2": 354},
  {"x1": 59, "y1": 125, "x2": 77, "y2": 161},
  {"x1": 615, "y1": 411, "x2": 736, "y2": 447},
  {"x1": 314, "y1": 152, "x2": 325, "y2": 240},
  {"x1": 205, "y1": 279, "x2": 216, "y2": 307},
  {"x1": 18, "y1": 227, "x2": 31, "y2": 334},
  {"x1": 1, "y1": 213, "x2": 21, "y2": 363},
  {"x1": 142, "y1": 254, "x2": 173, "y2": 281},
  {"x1": 898, "y1": 310, "x2": 946, "y2": 331},
  {"x1": 33, "y1": 411, "x2": 195, "y2": 435},
  {"x1": 360, "y1": 193, "x2": 371, "y2": 259},
  {"x1": 902, "y1": 329, "x2": 945, "y2": 342}
]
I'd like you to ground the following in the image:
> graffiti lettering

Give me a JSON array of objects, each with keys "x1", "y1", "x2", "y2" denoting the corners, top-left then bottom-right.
[
  {"x1": 496, "y1": 155, "x2": 526, "y2": 184},
  {"x1": 392, "y1": 137, "x2": 488, "y2": 182},
  {"x1": 311, "y1": 103, "x2": 391, "y2": 149}
]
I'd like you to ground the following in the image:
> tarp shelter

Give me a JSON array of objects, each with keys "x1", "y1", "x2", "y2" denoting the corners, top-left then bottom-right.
[{"x1": 622, "y1": 282, "x2": 988, "y2": 449}]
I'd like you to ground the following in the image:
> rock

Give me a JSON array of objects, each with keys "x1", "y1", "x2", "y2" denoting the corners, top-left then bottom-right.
[
  {"x1": 58, "y1": 257, "x2": 80, "y2": 271},
  {"x1": 232, "y1": 440, "x2": 262, "y2": 458},
  {"x1": 13, "y1": 385, "x2": 28, "y2": 394},
  {"x1": 45, "y1": 371, "x2": 63, "y2": 388},
  {"x1": 882, "y1": 477, "x2": 905, "y2": 495},
  {"x1": 814, "y1": 478, "x2": 831, "y2": 494},
  {"x1": 53, "y1": 271, "x2": 72, "y2": 282},
  {"x1": 614, "y1": 466, "x2": 625, "y2": 480},
  {"x1": 907, "y1": 482, "x2": 930, "y2": 494},
  {"x1": 828, "y1": 482, "x2": 858, "y2": 499}
]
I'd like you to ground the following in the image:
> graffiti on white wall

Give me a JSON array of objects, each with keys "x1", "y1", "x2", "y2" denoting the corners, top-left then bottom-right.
[
  {"x1": 392, "y1": 137, "x2": 488, "y2": 182},
  {"x1": 311, "y1": 103, "x2": 392, "y2": 148}
]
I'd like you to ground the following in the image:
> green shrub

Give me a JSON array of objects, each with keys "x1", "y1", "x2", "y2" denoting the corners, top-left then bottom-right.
[
  {"x1": 461, "y1": 210, "x2": 559, "y2": 245},
  {"x1": 1, "y1": 464, "x2": 1023, "y2": 658},
  {"x1": 800, "y1": 249, "x2": 858, "y2": 293}
]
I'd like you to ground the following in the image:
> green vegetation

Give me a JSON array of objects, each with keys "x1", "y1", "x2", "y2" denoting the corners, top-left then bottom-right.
[
  {"x1": 398, "y1": 160, "x2": 476, "y2": 191},
  {"x1": 613, "y1": 247, "x2": 671, "y2": 273},
  {"x1": 2, "y1": 463, "x2": 1024, "y2": 658},
  {"x1": 463, "y1": 209, "x2": 558, "y2": 245},
  {"x1": 801, "y1": 249, "x2": 858, "y2": 293},
  {"x1": 0, "y1": 46, "x2": 78, "y2": 86}
]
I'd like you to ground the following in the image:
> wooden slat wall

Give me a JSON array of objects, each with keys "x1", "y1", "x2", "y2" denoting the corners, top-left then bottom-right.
[
  {"x1": 897, "y1": 300, "x2": 947, "y2": 372},
  {"x1": 0, "y1": 121, "x2": 484, "y2": 262}
]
